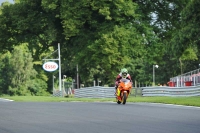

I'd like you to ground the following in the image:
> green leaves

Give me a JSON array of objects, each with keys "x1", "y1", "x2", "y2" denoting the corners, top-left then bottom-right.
[
  {"x1": 180, "y1": 47, "x2": 198, "y2": 61},
  {"x1": 1, "y1": 0, "x2": 199, "y2": 88},
  {"x1": 41, "y1": 0, "x2": 58, "y2": 11},
  {"x1": 0, "y1": 44, "x2": 49, "y2": 96}
]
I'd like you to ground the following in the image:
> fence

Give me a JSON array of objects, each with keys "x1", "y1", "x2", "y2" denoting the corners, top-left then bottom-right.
[
  {"x1": 74, "y1": 86, "x2": 200, "y2": 98},
  {"x1": 140, "y1": 86, "x2": 200, "y2": 97},
  {"x1": 52, "y1": 81, "x2": 76, "y2": 97},
  {"x1": 170, "y1": 68, "x2": 200, "y2": 87},
  {"x1": 74, "y1": 86, "x2": 115, "y2": 98}
]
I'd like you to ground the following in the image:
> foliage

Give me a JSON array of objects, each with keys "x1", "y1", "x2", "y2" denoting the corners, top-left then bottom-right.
[
  {"x1": 171, "y1": 0, "x2": 200, "y2": 74},
  {"x1": 0, "y1": 52, "x2": 12, "y2": 95},
  {"x1": 0, "y1": 0, "x2": 200, "y2": 93},
  {"x1": 27, "y1": 79, "x2": 49, "y2": 96},
  {"x1": 53, "y1": 0, "x2": 161, "y2": 86},
  {"x1": 180, "y1": 47, "x2": 198, "y2": 61},
  {"x1": 0, "y1": 44, "x2": 48, "y2": 96}
]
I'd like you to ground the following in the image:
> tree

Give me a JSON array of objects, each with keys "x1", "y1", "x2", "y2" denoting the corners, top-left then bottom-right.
[
  {"x1": 135, "y1": 0, "x2": 190, "y2": 83},
  {"x1": 0, "y1": 52, "x2": 12, "y2": 95},
  {"x1": 54, "y1": 0, "x2": 161, "y2": 85},
  {"x1": 171, "y1": 0, "x2": 200, "y2": 74},
  {"x1": 0, "y1": 0, "x2": 189, "y2": 87},
  {"x1": 0, "y1": 44, "x2": 48, "y2": 96}
]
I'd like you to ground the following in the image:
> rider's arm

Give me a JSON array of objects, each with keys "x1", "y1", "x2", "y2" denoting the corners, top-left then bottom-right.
[
  {"x1": 115, "y1": 75, "x2": 121, "y2": 85},
  {"x1": 127, "y1": 75, "x2": 132, "y2": 82}
]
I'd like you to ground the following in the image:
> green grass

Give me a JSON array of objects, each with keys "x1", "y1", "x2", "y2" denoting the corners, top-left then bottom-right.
[
  {"x1": 1, "y1": 95, "x2": 200, "y2": 107},
  {"x1": 128, "y1": 96, "x2": 200, "y2": 107}
]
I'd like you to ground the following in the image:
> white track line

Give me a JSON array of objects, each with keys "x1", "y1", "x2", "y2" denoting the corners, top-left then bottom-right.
[
  {"x1": 132, "y1": 102, "x2": 200, "y2": 109},
  {"x1": 0, "y1": 98, "x2": 13, "y2": 102}
]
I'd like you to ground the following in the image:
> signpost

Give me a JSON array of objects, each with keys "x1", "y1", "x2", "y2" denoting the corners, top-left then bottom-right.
[
  {"x1": 42, "y1": 62, "x2": 58, "y2": 72},
  {"x1": 42, "y1": 43, "x2": 62, "y2": 97}
]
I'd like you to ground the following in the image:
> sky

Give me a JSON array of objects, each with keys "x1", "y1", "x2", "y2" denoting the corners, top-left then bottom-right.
[{"x1": 0, "y1": 0, "x2": 14, "y2": 4}]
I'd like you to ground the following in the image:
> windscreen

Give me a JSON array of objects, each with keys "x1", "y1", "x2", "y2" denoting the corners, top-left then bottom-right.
[{"x1": 120, "y1": 78, "x2": 130, "y2": 84}]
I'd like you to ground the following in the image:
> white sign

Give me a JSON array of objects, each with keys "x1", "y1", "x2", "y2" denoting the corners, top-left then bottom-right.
[{"x1": 42, "y1": 62, "x2": 58, "y2": 72}]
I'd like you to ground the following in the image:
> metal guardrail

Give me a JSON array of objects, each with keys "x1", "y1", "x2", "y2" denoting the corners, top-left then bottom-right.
[
  {"x1": 52, "y1": 90, "x2": 63, "y2": 97},
  {"x1": 170, "y1": 68, "x2": 200, "y2": 87},
  {"x1": 74, "y1": 86, "x2": 200, "y2": 98},
  {"x1": 74, "y1": 86, "x2": 115, "y2": 98},
  {"x1": 141, "y1": 86, "x2": 200, "y2": 97}
]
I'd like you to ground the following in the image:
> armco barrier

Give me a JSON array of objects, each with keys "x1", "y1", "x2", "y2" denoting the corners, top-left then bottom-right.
[
  {"x1": 74, "y1": 86, "x2": 115, "y2": 98},
  {"x1": 74, "y1": 86, "x2": 200, "y2": 98},
  {"x1": 141, "y1": 86, "x2": 200, "y2": 97}
]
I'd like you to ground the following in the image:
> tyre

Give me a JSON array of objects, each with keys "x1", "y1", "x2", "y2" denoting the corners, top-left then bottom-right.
[
  {"x1": 122, "y1": 92, "x2": 127, "y2": 104},
  {"x1": 117, "y1": 100, "x2": 121, "y2": 104}
]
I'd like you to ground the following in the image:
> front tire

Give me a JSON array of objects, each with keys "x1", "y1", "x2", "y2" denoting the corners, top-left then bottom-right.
[
  {"x1": 117, "y1": 100, "x2": 121, "y2": 104},
  {"x1": 122, "y1": 92, "x2": 127, "y2": 104}
]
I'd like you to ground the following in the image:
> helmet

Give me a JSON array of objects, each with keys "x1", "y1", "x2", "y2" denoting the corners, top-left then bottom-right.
[{"x1": 121, "y1": 68, "x2": 128, "y2": 78}]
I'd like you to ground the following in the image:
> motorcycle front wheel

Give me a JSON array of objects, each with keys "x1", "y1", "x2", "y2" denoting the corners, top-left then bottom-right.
[
  {"x1": 122, "y1": 92, "x2": 127, "y2": 104},
  {"x1": 117, "y1": 100, "x2": 121, "y2": 104}
]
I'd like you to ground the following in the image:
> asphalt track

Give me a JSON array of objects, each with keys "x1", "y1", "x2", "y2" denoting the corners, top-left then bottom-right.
[{"x1": 0, "y1": 100, "x2": 200, "y2": 133}]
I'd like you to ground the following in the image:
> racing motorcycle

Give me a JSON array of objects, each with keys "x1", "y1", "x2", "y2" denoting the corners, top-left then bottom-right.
[{"x1": 116, "y1": 78, "x2": 132, "y2": 104}]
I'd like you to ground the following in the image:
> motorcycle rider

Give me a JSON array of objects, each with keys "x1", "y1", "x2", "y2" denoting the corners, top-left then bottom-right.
[{"x1": 115, "y1": 68, "x2": 132, "y2": 95}]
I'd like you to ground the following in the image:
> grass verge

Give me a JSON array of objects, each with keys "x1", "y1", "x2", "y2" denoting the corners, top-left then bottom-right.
[{"x1": 1, "y1": 95, "x2": 200, "y2": 107}]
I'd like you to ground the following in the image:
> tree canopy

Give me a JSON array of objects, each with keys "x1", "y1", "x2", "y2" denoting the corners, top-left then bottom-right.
[{"x1": 0, "y1": 0, "x2": 199, "y2": 95}]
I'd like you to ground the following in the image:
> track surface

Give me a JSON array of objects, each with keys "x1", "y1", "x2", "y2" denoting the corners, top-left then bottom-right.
[{"x1": 0, "y1": 101, "x2": 200, "y2": 133}]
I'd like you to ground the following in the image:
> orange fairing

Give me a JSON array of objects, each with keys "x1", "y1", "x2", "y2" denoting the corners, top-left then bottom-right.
[
  {"x1": 118, "y1": 79, "x2": 132, "y2": 90},
  {"x1": 118, "y1": 82, "x2": 132, "y2": 91},
  {"x1": 116, "y1": 78, "x2": 132, "y2": 104}
]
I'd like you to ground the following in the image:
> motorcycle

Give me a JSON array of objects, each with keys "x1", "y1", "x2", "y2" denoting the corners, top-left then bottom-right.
[{"x1": 116, "y1": 78, "x2": 132, "y2": 104}]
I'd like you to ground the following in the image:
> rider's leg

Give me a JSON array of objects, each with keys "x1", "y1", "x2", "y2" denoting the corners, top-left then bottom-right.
[{"x1": 115, "y1": 86, "x2": 118, "y2": 96}]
